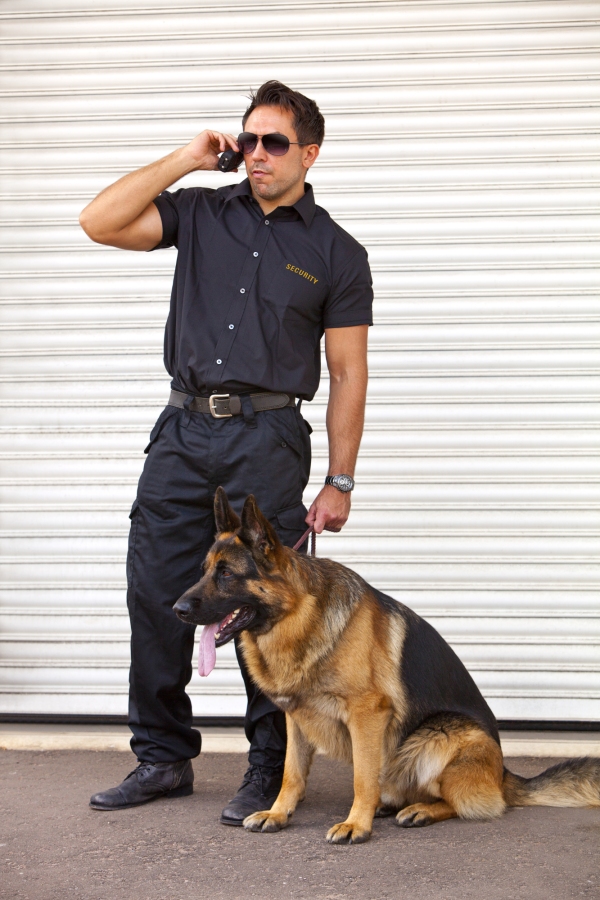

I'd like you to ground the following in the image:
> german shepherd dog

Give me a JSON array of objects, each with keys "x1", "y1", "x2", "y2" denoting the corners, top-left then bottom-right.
[{"x1": 174, "y1": 488, "x2": 600, "y2": 844}]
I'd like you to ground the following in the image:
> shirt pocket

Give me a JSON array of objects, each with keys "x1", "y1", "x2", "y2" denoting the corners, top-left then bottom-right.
[{"x1": 262, "y1": 263, "x2": 327, "y2": 325}]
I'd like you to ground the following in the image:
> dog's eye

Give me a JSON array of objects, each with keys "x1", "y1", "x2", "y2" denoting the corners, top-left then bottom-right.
[{"x1": 220, "y1": 569, "x2": 233, "y2": 579}]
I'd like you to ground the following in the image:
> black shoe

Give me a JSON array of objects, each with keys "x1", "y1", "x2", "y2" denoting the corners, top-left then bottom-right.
[
  {"x1": 220, "y1": 764, "x2": 283, "y2": 826},
  {"x1": 89, "y1": 759, "x2": 193, "y2": 810}
]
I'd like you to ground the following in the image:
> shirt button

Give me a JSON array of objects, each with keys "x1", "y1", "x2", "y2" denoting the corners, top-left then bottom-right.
[
  {"x1": 240, "y1": 288, "x2": 245, "y2": 294},
  {"x1": 253, "y1": 252, "x2": 259, "y2": 257},
  {"x1": 264, "y1": 219, "x2": 269, "y2": 225},
  {"x1": 216, "y1": 359, "x2": 222, "y2": 365},
  {"x1": 229, "y1": 324, "x2": 234, "y2": 330}
]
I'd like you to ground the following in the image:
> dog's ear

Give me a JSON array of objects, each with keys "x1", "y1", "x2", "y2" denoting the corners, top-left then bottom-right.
[
  {"x1": 214, "y1": 486, "x2": 241, "y2": 535},
  {"x1": 240, "y1": 495, "x2": 281, "y2": 560}
]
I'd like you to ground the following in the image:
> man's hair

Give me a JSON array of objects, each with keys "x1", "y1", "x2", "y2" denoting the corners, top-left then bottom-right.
[{"x1": 242, "y1": 80, "x2": 325, "y2": 147}]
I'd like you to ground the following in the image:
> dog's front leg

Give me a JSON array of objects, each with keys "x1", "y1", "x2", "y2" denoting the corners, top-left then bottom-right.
[
  {"x1": 326, "y1": 701, "x2": 389, "y2": 844},
  {"x1": 244, "y1": 715, "x2": 314, "y2": 834}
]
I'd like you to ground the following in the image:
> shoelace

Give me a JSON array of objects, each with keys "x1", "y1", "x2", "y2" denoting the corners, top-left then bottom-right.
[
  {"x1": 125, "y1": 761, "x2": 155, "y2": 782},
  {"x1": 240, "y1": 765, "x2": 263, "y2": 791},
  {"x1": 239, "y1": 765, "x2": 282, "y2": 796}
]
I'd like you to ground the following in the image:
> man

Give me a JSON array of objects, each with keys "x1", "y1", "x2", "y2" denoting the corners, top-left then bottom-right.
[{"x1": 79, "y1": 81, "x2": 372, "y2": 824}]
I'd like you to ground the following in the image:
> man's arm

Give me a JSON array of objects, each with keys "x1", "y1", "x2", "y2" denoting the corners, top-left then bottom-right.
[
  {"x1": 78, "y1": 130, "x2": 239, "y2": 251},
  {"x1": 305, "y1": 324, "x2": 368, "y2": 534}
]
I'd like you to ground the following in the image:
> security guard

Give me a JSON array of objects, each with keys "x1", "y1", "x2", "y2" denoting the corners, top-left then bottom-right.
[{"x1": 80, "y1": 81, "x2": 373, "y2": 823}]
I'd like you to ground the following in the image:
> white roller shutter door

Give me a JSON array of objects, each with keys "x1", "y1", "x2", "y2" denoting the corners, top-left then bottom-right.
[{"x1": 0, "y1": 0, "x2": 598, "y2": 721}]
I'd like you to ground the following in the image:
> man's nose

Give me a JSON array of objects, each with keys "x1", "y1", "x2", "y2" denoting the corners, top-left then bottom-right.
[{"x1": 250, "y1": 138, "x2": 268, "y2": 162}]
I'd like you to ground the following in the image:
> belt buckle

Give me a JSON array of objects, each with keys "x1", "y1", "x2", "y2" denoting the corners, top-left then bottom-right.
[{"x1": 209, "y1": 393, "x2": 232, "y2": 418}]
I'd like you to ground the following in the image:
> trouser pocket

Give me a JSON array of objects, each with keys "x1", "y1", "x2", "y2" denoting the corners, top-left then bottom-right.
[
  {"x1": 273, "y1": 502, "x2": 310, "y2": 549},
  {"x1": 144, "y1": 406, "x2": 179, "y2": 453},
  {"x1": 262, "y1": 407, "x2": 312, "y2": 500},
  {"x1": 126, "y1": 499, "x2": 140, "y2": 608}
]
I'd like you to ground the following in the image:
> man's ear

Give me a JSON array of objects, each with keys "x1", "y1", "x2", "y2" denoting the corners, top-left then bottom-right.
[
  {"x1": 213, "y1": 486, "x2": 241, "y2": 535},
  {"x1": 240, "y1": 495, "x2": 281, "y2": 560}
]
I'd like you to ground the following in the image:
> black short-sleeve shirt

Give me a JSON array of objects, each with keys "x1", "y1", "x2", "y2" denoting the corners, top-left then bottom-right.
[{"x1": 151, "y1": 178, "x2": 373, "y2": 401}]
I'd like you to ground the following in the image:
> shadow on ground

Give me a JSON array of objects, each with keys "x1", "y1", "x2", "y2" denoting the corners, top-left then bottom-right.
[{"x1": 0, "y1": 751, "x2": 599, "y2": 900}]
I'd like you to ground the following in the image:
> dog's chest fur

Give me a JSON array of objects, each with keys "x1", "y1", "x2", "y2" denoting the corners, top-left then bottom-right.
[
  {"x1": 238, "y1": 588, "x2": 406, "y2": 764},
  {"x1": 239, "y1": 631, "x2": 341, "y2": 713}
]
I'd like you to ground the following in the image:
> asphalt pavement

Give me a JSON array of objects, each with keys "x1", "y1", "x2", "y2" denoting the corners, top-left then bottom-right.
[{"x1": 1, "y1": 749, "x2": 599, "y2": 900}]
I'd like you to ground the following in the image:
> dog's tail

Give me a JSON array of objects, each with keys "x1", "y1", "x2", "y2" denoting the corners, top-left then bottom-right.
[{"x1": 503, "y1": 757, "x2": 600, "y2": 808}]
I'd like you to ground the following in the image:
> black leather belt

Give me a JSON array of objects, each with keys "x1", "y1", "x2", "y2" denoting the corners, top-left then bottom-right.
[{"x1": 168, "y1": 389, "x2": 296, "y2": 419}]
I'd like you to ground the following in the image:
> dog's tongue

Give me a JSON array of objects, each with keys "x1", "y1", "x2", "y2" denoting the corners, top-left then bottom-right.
[{"x1": 198, "y1": 622, "x2": 219, "y2": 676}]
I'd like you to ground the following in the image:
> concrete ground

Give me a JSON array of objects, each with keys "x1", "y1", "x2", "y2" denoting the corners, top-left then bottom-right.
[
  {"x1": 2, "y1": 723, "x2": 600, "y2": 757},
  {"x1": 1, "y1": 746, "x2": 599, "y2": 900}
]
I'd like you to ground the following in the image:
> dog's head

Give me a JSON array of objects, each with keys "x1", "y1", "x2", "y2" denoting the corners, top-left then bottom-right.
[{"x1": 173, "y1": 487, "x2": 292, "y2": 647}]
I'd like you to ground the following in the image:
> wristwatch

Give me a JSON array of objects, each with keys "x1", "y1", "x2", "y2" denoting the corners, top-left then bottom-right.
[{"x1": 325, "y1": 474, "x2": 355, "y2": 493}]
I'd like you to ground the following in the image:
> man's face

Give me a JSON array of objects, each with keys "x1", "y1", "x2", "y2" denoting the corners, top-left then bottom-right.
[{"x1": 242, "y1": 105, "x2": 318, "y2": 204}]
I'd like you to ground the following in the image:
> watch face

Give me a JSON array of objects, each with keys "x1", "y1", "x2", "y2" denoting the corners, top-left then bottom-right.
[{"x1": 335, "y1": 475, "x2": 354, "y2": 492}]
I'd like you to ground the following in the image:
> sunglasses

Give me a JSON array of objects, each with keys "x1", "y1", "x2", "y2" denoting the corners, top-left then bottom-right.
[{"x1": 237, "y1": 132, "x2": 308, "y2": 157}]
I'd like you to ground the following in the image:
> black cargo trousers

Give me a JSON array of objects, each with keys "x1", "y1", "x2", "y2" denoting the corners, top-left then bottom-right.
[{"x1": 126, "y1": 398, "x2": 312, "y2": 765}]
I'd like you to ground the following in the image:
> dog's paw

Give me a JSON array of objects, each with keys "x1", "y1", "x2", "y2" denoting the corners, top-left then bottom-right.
[
  {"x1": 243, "y1": 810, "x2": 289, "y2": 833},
  {"x1": 326, "y1": 821, "x2": 371, "y2": 844},
  {"x1": 395, "y1": 804, "x2": 434, "y2": 828}
]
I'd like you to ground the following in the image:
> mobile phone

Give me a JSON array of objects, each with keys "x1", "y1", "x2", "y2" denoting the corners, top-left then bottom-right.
[{"x1": 218, "y1": 149, "x2": 244, "y2": 173}]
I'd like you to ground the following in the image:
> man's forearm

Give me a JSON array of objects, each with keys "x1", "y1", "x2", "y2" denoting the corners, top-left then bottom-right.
[
  {"x1": 305, "y1": 324, "x2": 368, "y2": 533},
  {"x1": 326, "y1": 363, "x2": 368, "y2": 477},
  {"x1": 304, "y1": 360, "x2": 367, "y2": 534},
  {"x1": 79, "y1": 146, "x2": 197, "y2": 242}
]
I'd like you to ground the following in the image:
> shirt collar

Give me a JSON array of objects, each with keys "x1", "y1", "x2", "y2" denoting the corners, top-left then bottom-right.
[{"x1": 225, "y1": 178, "x2": 316, "y2": 227}]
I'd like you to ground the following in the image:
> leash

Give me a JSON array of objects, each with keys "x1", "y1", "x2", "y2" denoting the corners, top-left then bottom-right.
[{"x1": 293, "y1": 526, "x2": 316, "y2": 557}]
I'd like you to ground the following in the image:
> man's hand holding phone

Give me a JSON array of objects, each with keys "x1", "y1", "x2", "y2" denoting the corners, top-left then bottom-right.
[
  {"x1": 79, "y1": 128, "x2": 244, "y2": 252},
  {"x1": 184, "y1": 130, "x2": 242, "y2": 173}
]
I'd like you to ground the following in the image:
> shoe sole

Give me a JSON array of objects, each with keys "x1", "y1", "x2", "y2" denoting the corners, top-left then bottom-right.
[
  {"x1": 219, "y1": 813, "x2": 245, "y2": 826},
  {"x1": 89, "y1": 782, "x2": 193, "y2": 811},
  {"x1": 220, "y1": 794, "x2": 281, "y2": 827}
]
